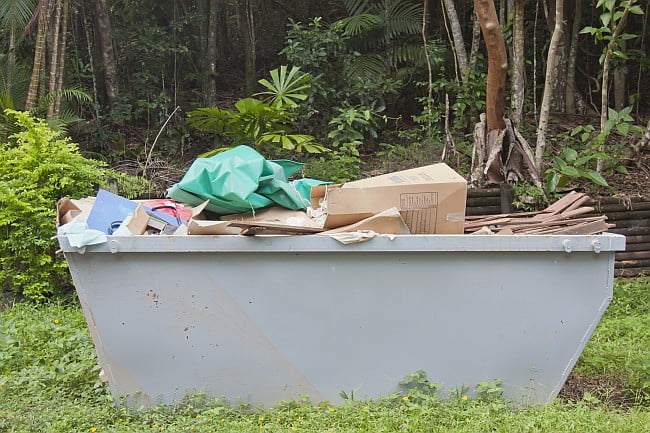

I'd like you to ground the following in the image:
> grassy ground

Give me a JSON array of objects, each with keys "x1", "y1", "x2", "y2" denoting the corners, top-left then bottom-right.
[{"x1": 0, "y1": 279, "x2": 648, "y2": 433}]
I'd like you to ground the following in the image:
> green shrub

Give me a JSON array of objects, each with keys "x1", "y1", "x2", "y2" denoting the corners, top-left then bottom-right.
[{"x1": 0, "y1": 110, "x2": 144, "y2": 300}]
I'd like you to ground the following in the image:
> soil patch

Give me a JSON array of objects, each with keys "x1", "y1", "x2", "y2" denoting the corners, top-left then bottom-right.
[{"x1": 559, "y1": 372, "x2": 637, "y2": 409}]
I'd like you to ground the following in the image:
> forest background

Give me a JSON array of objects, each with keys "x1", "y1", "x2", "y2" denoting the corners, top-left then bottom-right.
[
  {"x1": 1, "y1": 0, "x2": 650, "y2": 299},
  {"x1": 1, "y1": 0, "x2": 649, "y2": 190}
]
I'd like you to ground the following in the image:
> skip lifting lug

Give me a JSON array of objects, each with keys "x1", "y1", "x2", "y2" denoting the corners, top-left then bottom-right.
[
  {"x1": 592, "y1": 240, "x2": 602, "y2": 254},
  {"x1": 109, "y1": 240, "x2": 120, "y2": 254}
]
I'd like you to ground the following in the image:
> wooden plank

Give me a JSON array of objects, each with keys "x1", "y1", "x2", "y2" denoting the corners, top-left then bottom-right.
[
  {"x1": 607, "y1": 218, "x2": 650, "y2": 229},
  {"x1": 624, "y1": 242, "x2": 650, "y2": 252},
  {"x1": 587, "y1": 201, "x2": 650, "y2": 212},
  {"x1": 616, "y1": 251, "x2": 650, "y2": 261},
  {"x1": 228, "y1": 221, "x2": 324, "y2": 235},
  {"x1": 615, "y1": 259, "x2": 650, "y2": 269},
  {"x1": 563, "y1": 195, "x2": 591, "y2": 213},
  {"x1": 465, "y1": 206, "x2": 502, "y2": 216},
  {"x1": 601, "y1": 210, "x2": 650, "y2": 220},
  {"x1": 614, "y1": 267, "x2": 650, "y2": 277},
  {"x1": 625, "y1": 235, "x2": 650, "y2": 244},
  {"x1": 611, "y1": 227, "x2": 650, "y2": 236},
  {"x1": 551, "y1": 220, "x2": 612, "y2": 235},
  {"x1": 466, "y1": 196, "x2": 502, "y2": 207},
  {"x1": 542, "y1": 191, "x2": 582, "y2": 215},
  {"x1": 467, "y1": 188, "x2": 501, "y2": 197}
]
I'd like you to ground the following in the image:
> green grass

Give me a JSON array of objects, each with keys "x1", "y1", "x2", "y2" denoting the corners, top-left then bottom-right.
[
  {"x1": 1, "y1": 280, "x2": 648, "y2": 433},
  {"x1": 572, "y1": 279, "x2": 650, "y2": 403}
]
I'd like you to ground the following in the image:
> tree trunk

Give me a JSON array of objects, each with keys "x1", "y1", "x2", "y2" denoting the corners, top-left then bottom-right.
[
  {"x1": 535, "y1": 0, "x2": 564, "y2": 170},
  {"x1": 53, "y1": 0, "x2": 69, "y2": 116},
  {"x1": 206, "y1": 0, "x2": 218, "y2": 105},
  {"x1": 442, "y1": 0, "x2": 469, "y2": 81},
  {"x1": 7, "y1": 26, "x2": 16, "y2": 95},
  {"x1": 468, "y1": 7, "x2": 482, "y2": 71},
  {"x1": 566, "y1": 0, "x2": 582, "y2": 114},
  {"x1": 422, "y1": 0, "x2": 434, "y2": 157},
  {"x1": 544, "y1": 0, "x2": 570, "y2": 113},
  {"x1": 473, "y1": 0, "x2": 507, "y2": 183},
  {"x1": 26, "y1": 6, "x2": 48, "y2": 111},
  {"x1": 47, "y1": 0, "x2": 63, "y2": 118},
  {"x1": 598, "y1": 8, "x2": 631, "y2": 172},
  {"x1": 613, "y1": 41, "x2": 626, "y2": 110},
  {"x1": 238, "y1": 0, "x2": 257, "y2": 95},
  {"x1": 510, "y1": 0, "x2": 525, "y2": 125},
  {"x1": 216, "y1": 1, "x2": 229, "y2": 68},
  {"x1": 95, "y1": 0, "x2": 118, "y2": 108}
]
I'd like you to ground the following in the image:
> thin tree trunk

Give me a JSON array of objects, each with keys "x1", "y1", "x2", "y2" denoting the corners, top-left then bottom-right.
[
  {"x1": 468, "y1": 7, "x2": 481, "y2": 71},
  {"x1": 535, "y1": 0, "x2": 564, "y2": 170},
  {"x1": 499, "y1": 0, "x2": 505, "y2": 28},
  {"x1": 95, "y1": 0, "x2": 118, "y2": 108},
  {"x1": 206, "y1": 0, "x2": 218, "y2": 105},
  {"x1": 598, "y1": 8, "x2": 631, "y2": 172},
  {"x1": 239, "y1": 0, "x2": 257, "y2": 95},
  {"x1": 81, "y1": 1, "x2": 100, "y2": 121},
  {"x1": 26, "y1": 6, "x2": 48, "y2": 111},
  {"x1": 54, "y1": 0, "x2": 69, "y2": 116},
  {"x1": 473, "y1": 0, "x2": 507, "y2": 183},
  {"x1": 635, "y1": 0, "x2": 649, "y2": 116},
  {"x1": 441, "y1": 0, "x2": 469, "y2": 81},
  {"x1": 422, "y1": 0, "x2": 434, "y2": 158},
  {"x1": 510, "y1": 0, "x2": 525, "y2": 125},
  {"x1": 613, "y1": 40, "x2": 626, "y2": 110},
  {"x1": 566, "y1": 0, "x2": 582, "y2": 114},
  {"x1": 8, "y1": 27, "x2": 16, "y2": 94},
  {"x1": 47, "y1": 0, "x2": 63, "y2": 118},
  {"x1": 216, "y1": 1, "x2": 229, "y2": 67}
]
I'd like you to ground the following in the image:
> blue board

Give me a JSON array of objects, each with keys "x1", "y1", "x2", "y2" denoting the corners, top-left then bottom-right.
[{"x1": 86, "y1": 189, "x2": 182, "y2": 234}]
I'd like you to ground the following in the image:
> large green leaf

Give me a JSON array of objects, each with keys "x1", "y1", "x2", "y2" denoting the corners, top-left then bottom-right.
[
  {"x1": 255, "y1": 66, "x2": 311, "y2": 109},
  {"x1": 582, "y1": 170, "x2": 609, "y2": 187},
  {"x1": 186, "y1": 107, "x2": 232, "y2": 133}
]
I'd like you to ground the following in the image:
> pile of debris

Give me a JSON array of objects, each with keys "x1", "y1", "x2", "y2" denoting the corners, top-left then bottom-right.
[
  {"x1": 465, "y1": 191, "x2": 614, "y2": 235},
  {"x1": 56, "y1": 145, "x2": 613, "y2": 246}
]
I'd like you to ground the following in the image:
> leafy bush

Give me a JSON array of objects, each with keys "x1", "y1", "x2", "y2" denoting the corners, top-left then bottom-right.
[
  {"x1": 187, "y1": 66, "x2": 327, "y2": 157},
  {"x1": 0, "y1": 110, "x2": 144, "y2": 300}
]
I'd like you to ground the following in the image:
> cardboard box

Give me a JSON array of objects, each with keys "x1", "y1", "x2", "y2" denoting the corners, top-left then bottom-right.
[{"x1": 311, "y1": 163, "x2": 467, "y2": 234}]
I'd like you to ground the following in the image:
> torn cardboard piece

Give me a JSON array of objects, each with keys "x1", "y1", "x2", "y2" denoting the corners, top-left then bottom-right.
[
  {"x1": 311, "y1": 163, "x2": 467, "y2": 234},
  {"x1": 174, "y1": 200, "x2": 240, "y2": 235},
  {"x1": 326, "y1": 230, "x2": 378, "y2": 244},
  {"x1": 320, "y1": 207, "x2": 410, "y2": 235},
  {"x1": 56, "y1": 197, "x2": 96, "y2": 226},
  {"x1": 221, "y1": 206, "x2": 322, "y2": 233},
  {"x1": 113, "y1": 205, "x2": 150, "y2": 236}
]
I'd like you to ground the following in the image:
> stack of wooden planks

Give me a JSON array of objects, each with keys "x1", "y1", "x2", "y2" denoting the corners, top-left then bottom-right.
[{"x1": 465, "y1": 191, "x2": 614, "y2": 235}]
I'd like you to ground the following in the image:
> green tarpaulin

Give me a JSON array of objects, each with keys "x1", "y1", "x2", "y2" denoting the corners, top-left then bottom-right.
[{"x1": 167, "y1": 145, "x2": 325, "y2": 215}]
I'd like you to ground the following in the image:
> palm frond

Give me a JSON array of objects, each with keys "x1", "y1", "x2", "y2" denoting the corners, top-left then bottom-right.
[
  {"x1": 37, "y1": 87, "x2": 92, "y2": 112},
  {"x1": 0, "y1": 0, "x2": 37, "y2": 30},
  {"x1": 336, "y1": 13, "x2": 382, "y2": 37},
  {"x1": 344, "y1": 54, "x2": 387, "y2": 79},
  {"x1": 46, "y1": 108, "x2": 84, "y2": 136},
  {"x1": 0, "y1": 60, "x2": 31, "y2": 109},
  {"x1": 379, "y1": 0, "x2": 423, "y2": 42},
  {"x1": 343, "y1": 0, "x2": 371, "y2": 15},
  {"x1": 384, "y1": 43, "x2": 426, "y2": 66}
]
